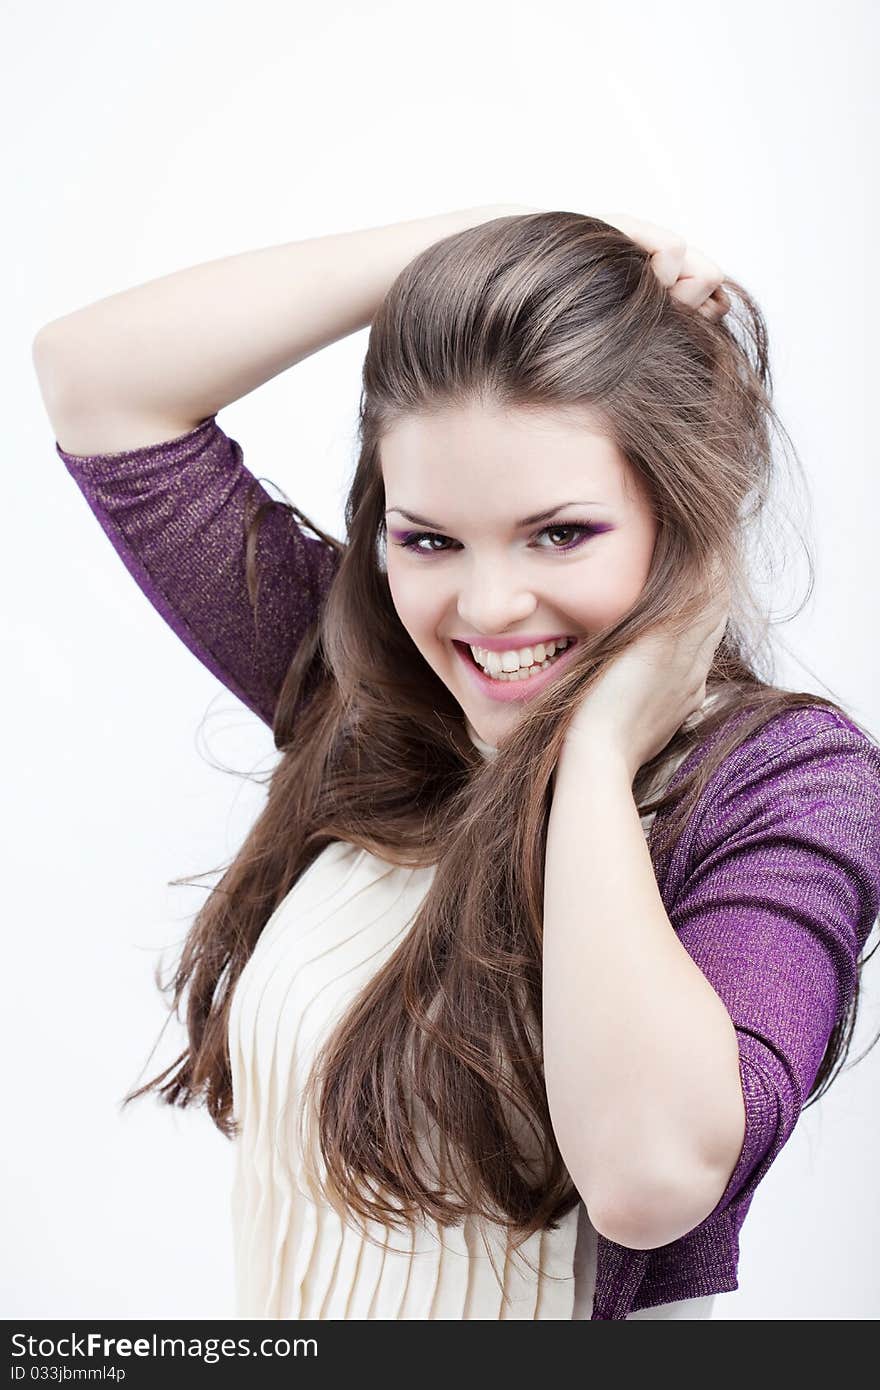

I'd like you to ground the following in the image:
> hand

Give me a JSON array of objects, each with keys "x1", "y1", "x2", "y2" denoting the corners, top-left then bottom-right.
[
  {"x1": 563, "y1": 570, "x2": 731, "y2": 781},
  {"x1": 600, "y1": 211, "x2": 732, "y2": 321},
  {"x1": 499, "y1": 207, "x2": 731, "y2": 319}
]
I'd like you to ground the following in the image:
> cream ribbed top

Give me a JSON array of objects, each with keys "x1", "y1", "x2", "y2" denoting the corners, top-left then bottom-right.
[{"x1": 228, "y1": 718, "x2": 716, "y2": 1319}]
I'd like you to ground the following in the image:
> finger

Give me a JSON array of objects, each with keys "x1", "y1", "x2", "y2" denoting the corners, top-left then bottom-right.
[
  {"x1": 599, "y1": 212, "x2": 730, "y2": 315},
  {"x1": 697, "y1": 287, "x2": 732, "y2": 320},
  {"x1": 701, "y1": 586, "x2": 730, "y2": 639},
  {"x1": 600, "y1": 213, "x2": 688, "y2": 287},
  {"x1": 650, "y1": 241, "x2": 687, "y2": 289},
  {"x1": 601, "y1": 213, "x2": 686, "y2": 258},
  {"x1": 667, "y1": 247, "x2": 726, "y2": 309},
  {"x1": 704, "y1": 609, "x2": 729, "y2": 652},
  {"x1": 706, "y1": 553, "x2": 727, "y2": 590}
]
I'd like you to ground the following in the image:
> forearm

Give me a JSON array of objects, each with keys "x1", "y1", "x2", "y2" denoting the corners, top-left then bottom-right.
[
  {"x1": 542, "y1": 737, "x2": 745, "y2": 1248},
  {"x1": 33, "y1": 203, "x2": 534, "y2": 423}
]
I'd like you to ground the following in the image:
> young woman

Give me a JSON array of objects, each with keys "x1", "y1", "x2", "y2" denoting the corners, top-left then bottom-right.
[{"x1": 34, "y1": 206, "x2": 880, "y2": 1320}]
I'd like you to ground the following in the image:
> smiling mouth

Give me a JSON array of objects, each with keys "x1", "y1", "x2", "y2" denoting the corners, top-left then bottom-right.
[{"x1": 452, "y1": 637, "x2": 577, "y2": 680}]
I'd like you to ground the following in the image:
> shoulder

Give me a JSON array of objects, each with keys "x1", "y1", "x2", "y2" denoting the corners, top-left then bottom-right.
[
  {"x1": 658, "y1": 701, "x2": 880, "y2": 897},
  {"x1": 652, "y1": 703, "x2": 880, "y2": 1013},
  {"x1": 688, "y1": 701, "x2": 880, "y2": 875},
  {"x1": 699, "y1": 702, "x2": 880, "y2": 798}
]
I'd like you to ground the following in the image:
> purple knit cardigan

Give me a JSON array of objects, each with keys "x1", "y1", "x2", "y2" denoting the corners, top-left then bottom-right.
[{"x1": 56, "y1": 415, "x2": 880, "y2": 1319}]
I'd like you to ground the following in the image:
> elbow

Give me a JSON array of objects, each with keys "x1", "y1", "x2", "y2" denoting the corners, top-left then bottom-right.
[{"x1": 587, "y1": 1163, "x2": 730, "y2": 1251}]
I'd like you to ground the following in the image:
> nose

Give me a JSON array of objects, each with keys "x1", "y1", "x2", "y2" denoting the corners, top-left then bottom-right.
[{"x1": 455, "y1": 572, "x2": 538, "y2": 636}]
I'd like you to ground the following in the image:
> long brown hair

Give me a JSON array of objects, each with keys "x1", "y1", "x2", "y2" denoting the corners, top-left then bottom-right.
[{"x1": 123, "y1": 211, "x2": 879, "y2": 1265}]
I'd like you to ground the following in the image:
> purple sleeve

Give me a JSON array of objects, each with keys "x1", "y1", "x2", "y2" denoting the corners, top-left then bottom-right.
[
  {"x1": 56, "y1": 415, "x2": 342, "y2": 729},
  {"x1": 668, "y1": 707, "x2": 880, "y2": 1225}
]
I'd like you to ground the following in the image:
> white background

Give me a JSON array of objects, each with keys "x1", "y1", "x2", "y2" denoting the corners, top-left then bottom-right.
[{"x1": 4, "y1": 0, "x2": 879, "y2": 1319}]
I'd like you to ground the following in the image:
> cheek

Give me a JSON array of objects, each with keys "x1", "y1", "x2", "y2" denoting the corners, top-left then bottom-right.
[
  {"x1": 568, "y1": 550, "x2": 652, "y2": 627},
  {"x1": 387, "y1": 562, "x2": 443, "y2": 643}
]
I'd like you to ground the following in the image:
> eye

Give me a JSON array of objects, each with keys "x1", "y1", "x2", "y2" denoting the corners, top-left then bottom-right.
[
  {"x1": 536, "y1": 524, "x2": 597, "y2": 552},
  {"x1": 394, "y1": 531, "x2": 457, "y2": 555},
  {"x1": 392, "y1": 522, "x2": 606, "y2": 556}
]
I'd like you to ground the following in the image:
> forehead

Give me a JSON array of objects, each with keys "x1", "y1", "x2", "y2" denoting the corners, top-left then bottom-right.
[{"x1": 379, "y1": 402, "x2": 637, "y2": 508}]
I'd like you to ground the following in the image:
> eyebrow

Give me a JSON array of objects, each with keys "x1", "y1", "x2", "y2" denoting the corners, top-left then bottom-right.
[{"x1": 384, "y1": 501, "x2": 603, "y2": 529}]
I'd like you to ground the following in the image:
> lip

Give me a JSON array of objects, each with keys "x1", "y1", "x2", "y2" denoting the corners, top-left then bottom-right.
[{"x1": 451, "y1": 637, "x2": 582, "y2": 703}]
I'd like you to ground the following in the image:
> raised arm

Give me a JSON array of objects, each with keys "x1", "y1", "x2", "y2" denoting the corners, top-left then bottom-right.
[
  {"x1": 32, "y1": 203, "x2": 538, "y2": 451},
  {"x1": 34, "y1": 205, "x2": 539, "y2": 726}
]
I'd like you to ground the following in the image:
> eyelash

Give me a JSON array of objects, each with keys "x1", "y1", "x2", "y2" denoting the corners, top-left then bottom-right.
[{"x1": 392, "y1": 522, "x2": 602, "y2": 557}]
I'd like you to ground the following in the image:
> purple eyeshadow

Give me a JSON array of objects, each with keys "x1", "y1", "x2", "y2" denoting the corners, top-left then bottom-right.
[{"x1": 388, "y1": 520, "x2": 614, "y2": 556}]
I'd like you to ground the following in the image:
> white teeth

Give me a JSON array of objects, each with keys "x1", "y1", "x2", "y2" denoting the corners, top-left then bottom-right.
[{"x1": 468, "y1": 637, "x2": 574, "y2": 680}]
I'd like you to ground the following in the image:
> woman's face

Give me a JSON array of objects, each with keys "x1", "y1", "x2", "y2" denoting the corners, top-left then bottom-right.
[{"x1": 381, "y1": 402, "x2": 658, "y2": 747}]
